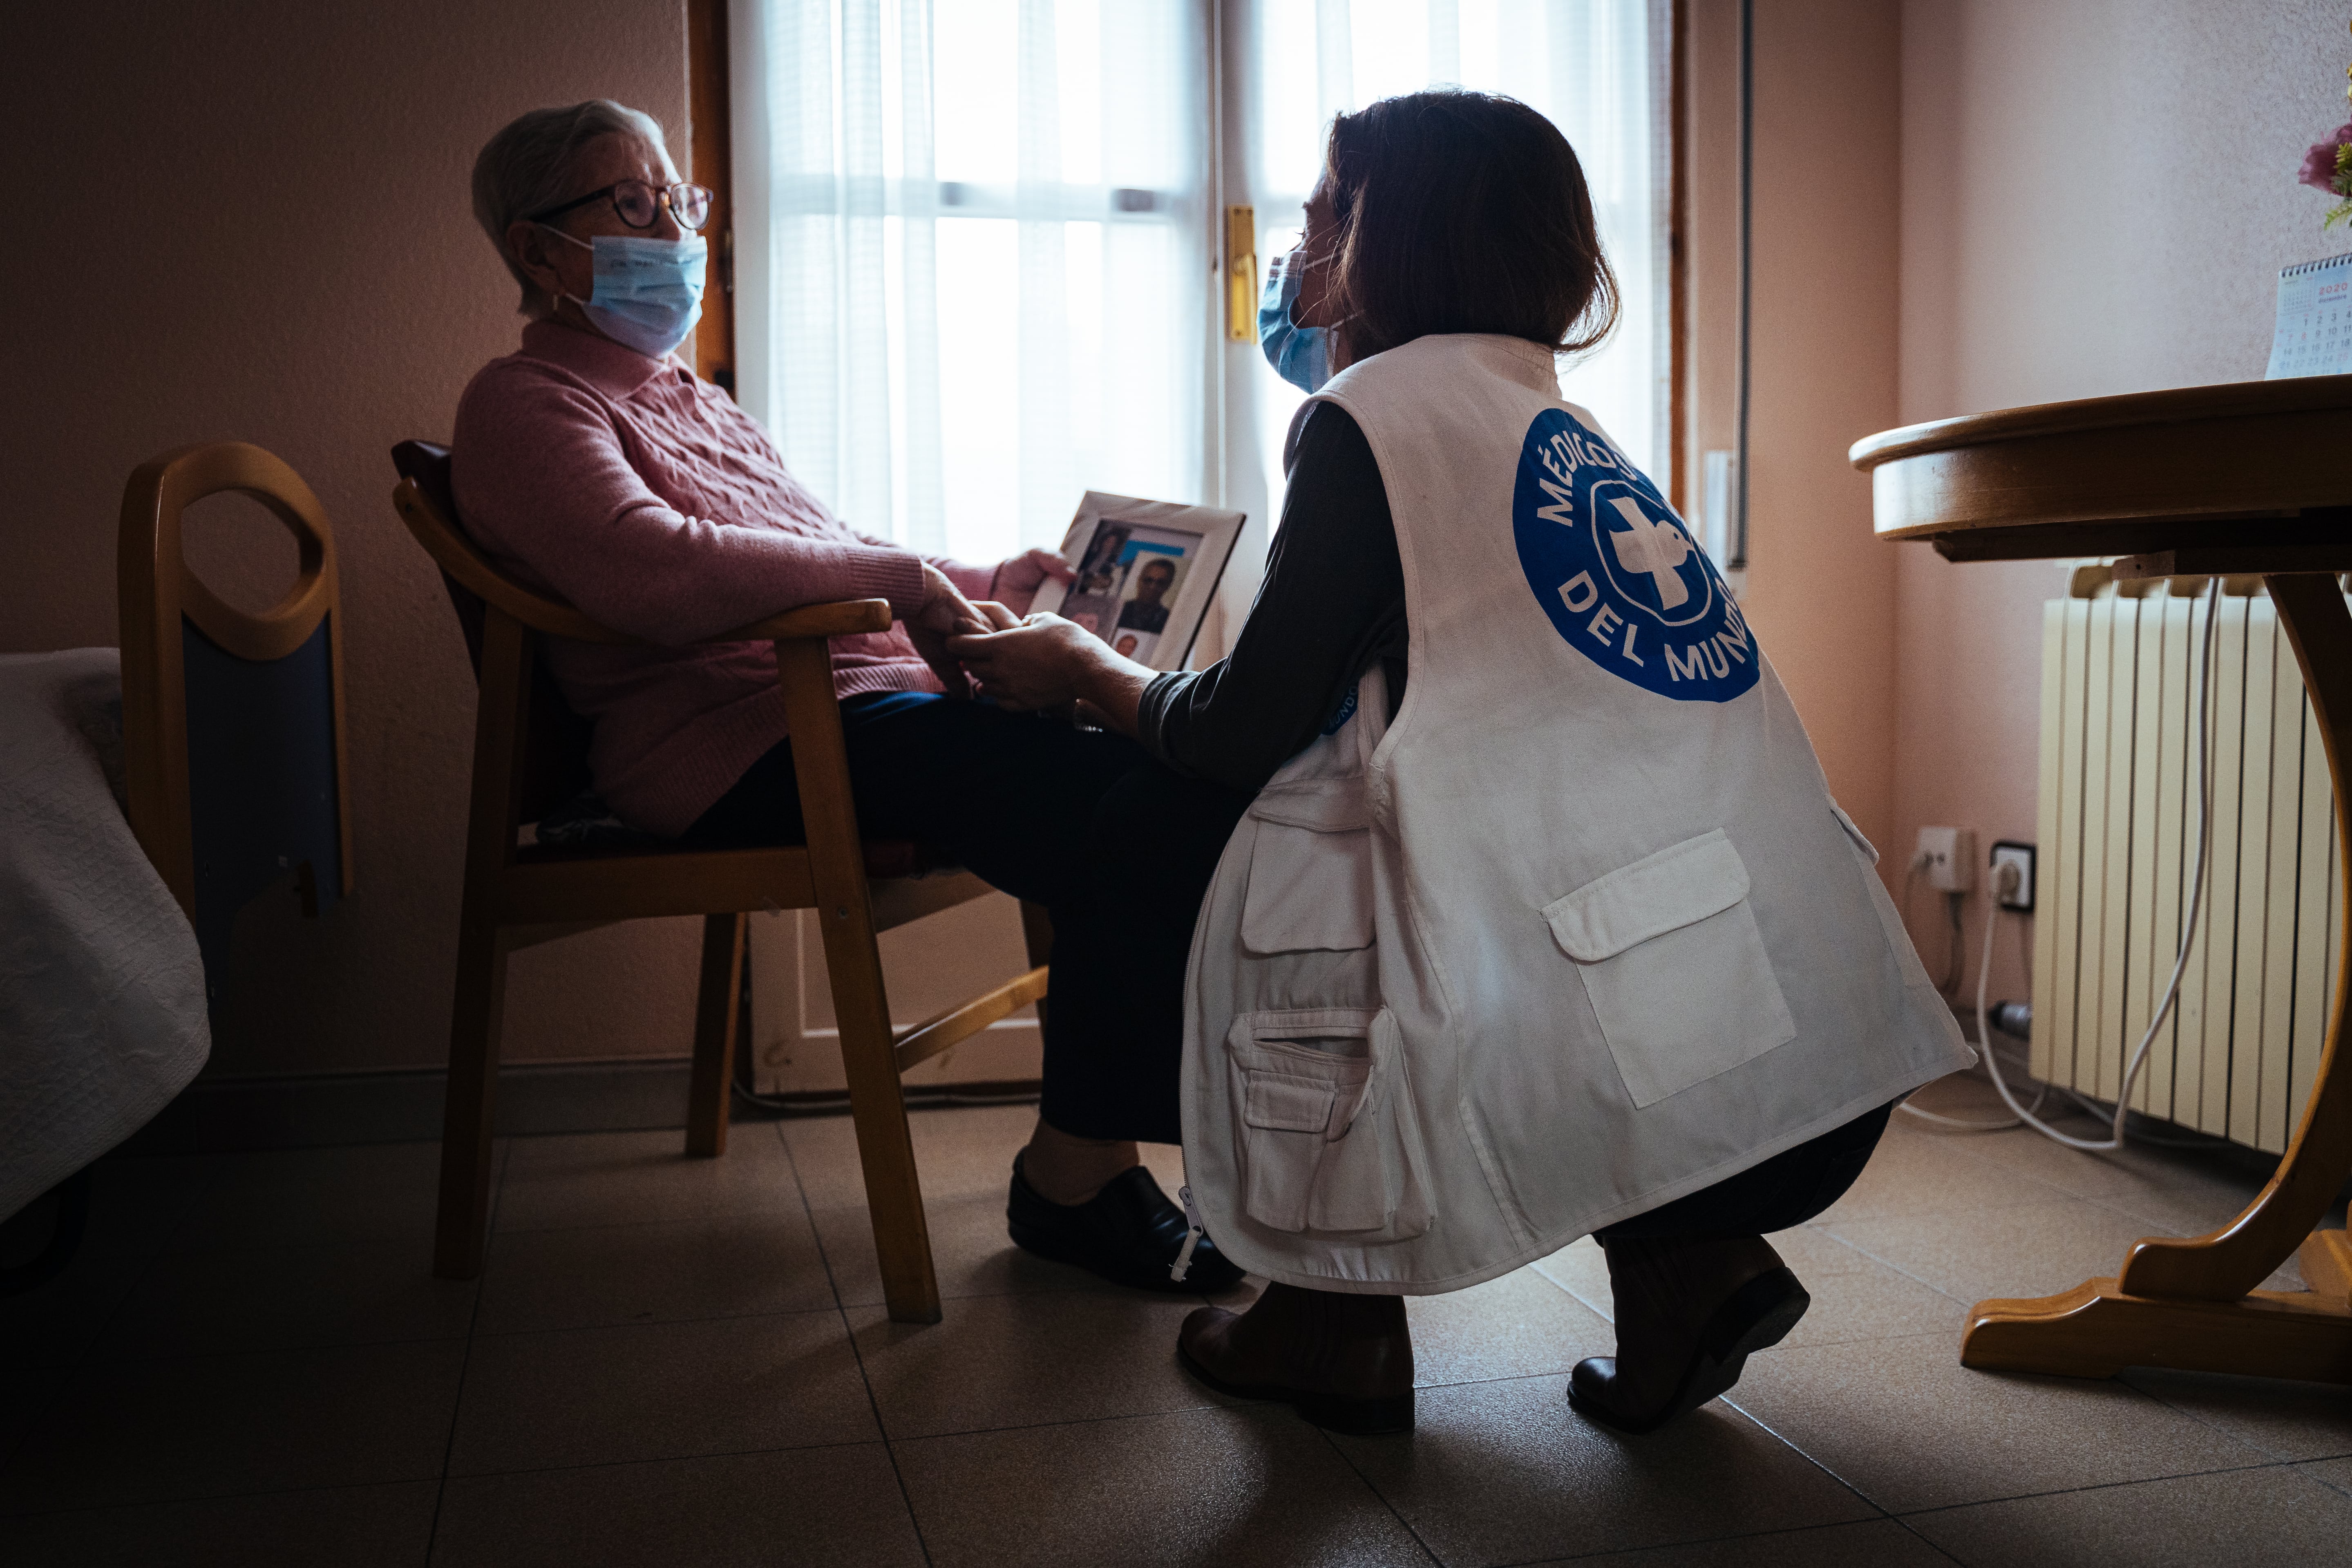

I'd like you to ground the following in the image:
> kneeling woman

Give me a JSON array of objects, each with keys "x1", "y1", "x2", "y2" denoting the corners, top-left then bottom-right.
[{"x1": 952, "y1": 89, "x2": 1969, "y2": 1436}]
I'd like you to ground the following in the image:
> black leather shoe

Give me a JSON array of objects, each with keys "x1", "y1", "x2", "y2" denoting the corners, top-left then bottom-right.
[
  {"x1": 1006, "y1": 1158, "x2": 1244, "y2": 1293},
  {"x1": 1568, "y1": 1266, "x2": 1810, "y2": 1435}
]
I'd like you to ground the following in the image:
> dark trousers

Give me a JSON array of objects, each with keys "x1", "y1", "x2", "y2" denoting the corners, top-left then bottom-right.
[
  {"x1": 687, "y1": 691, "x2": 1895, "y2": 1217},
  {"x1": 686, "y1": 693, "x2": 1252, "y2": 1145},
  {"x1": 1596, "y1": 1101, "x2": 1895, "y2": 1242}
]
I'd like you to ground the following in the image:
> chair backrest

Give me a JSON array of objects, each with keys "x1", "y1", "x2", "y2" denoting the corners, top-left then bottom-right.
[
  {"x1": 389, "y1": 441, "x2": 595, "y2": 823},
  {"x1": 119, "y1": 442, "x2": 352, "y2": 1003},
  {"x1": 390, "y1": 441, "x2": 489, "y2": 671}
]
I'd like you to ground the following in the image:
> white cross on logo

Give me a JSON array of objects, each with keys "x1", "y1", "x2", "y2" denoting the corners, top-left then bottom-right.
[{"x1": 1605, "y1": 497, "x2": 1693, "y2": 611}]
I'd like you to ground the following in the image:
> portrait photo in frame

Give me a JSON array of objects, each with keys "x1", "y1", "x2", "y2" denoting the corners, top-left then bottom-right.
[{"x1": 1027, "y1": 490, "x2": 1245, "y2": 671}]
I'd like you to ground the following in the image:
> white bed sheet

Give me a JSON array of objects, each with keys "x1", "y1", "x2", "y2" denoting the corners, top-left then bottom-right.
[{"x1": 0, "y1": 649, "x2": 208, "y2": 1222}]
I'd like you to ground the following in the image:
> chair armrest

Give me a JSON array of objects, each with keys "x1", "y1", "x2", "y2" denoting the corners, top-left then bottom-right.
[
  {"x1": 715, "y1": 599, "x2": 895, "y2": 641},
  {"x1": 485, "y1": 593, "x2": 891, "y2": 649},
  {"x1": 393, "y1": 477, "x2": 896, "y2": 648}
]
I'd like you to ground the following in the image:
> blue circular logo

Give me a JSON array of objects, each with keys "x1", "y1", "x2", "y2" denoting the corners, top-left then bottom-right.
[{"x1": 1511, "y1": 409, "x2": 1757, "y2": 703}]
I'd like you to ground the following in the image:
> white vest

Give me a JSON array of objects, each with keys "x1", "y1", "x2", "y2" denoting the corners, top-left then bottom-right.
[{"x1": 1180, "y1": 334, "x2": 1970, "y2": 1294}]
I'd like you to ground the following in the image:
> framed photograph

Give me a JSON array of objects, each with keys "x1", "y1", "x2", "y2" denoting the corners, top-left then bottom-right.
[{"x1": 1028, "y1": 490, "x2": 1245, "y2": 671}]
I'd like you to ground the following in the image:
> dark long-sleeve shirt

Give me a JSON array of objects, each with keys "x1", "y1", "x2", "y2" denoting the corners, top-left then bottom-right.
[{"x1": 1136, "y1": 403, "x2": 1406, "y2": 792}]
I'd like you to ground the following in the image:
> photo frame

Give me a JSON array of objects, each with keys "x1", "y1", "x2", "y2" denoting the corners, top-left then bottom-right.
[{"x1": 1027, "y1": 490, "x2": 1245, "y2": 671}]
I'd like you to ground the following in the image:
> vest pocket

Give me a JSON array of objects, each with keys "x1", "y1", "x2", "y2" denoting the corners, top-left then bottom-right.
[
  {"x1": 1543, "y1": 830, "x2": 1796, "y2": 1109},
  {"x1": 1225, "y1": 1007, "x2": 1431, "y2": 1238},
  {"x1": 1239, "y1": 777, "x2": 1375, "y2": 954}
]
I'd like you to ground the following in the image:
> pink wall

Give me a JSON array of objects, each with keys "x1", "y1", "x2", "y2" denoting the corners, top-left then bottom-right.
[
  {"x1": 0, "y1": 2, "x2": 705, "y2": 1074},
  {"x1": 20, "y1": 0, "x2": 2331, "y2": 1083},
  {"x1": 1892, "y1": 0, "x2": 2351, "y2": 1006},
  {"x1": 1741, "y1": 0, "x2": 1906, "y2": 859}
]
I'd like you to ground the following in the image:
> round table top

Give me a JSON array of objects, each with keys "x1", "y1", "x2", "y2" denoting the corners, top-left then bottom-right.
[{"x1": 1850, "y1": 376, "x2": 2352, "y2": 565}]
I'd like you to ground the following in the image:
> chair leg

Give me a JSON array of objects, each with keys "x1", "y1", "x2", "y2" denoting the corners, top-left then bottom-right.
[
  {"x1": 825, "y1": 912, "x2": 941, "y2": 1324},
  {"x1": 434, "y1": 908, "x2": 508, "y2": 1280},
  {"x1": 686, "y1": 913, "x2": 745, "y2": 1158},
  {"x1": 1018, "y1": 901, "x2": 1054, "y2": 1029},
  {"x1": 773, "y1": 633, "x2": 940, "y2": 1322}
]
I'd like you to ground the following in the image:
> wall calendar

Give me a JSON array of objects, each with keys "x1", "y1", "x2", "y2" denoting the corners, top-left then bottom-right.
[{"x1": 2266, "y1": 252, "x2": 2352, "y2": 378}]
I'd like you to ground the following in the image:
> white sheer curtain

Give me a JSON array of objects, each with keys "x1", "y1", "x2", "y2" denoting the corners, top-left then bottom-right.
[
  {"x1": 732, "y1": 0, "x2": 1210, "y2": 564},
  {"x1": 731, "y1": 2, "x2": 1666, "y2": 562},
  {"x1": 1244, "y1": 0, "x2": 1671, "y2": 497}
]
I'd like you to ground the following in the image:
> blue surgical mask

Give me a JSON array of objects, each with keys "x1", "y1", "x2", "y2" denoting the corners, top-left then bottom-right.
[
  {"x1": 543, "y1": 228, "x2": 707, "y2": 360},
  {"x1": 1258, "y1": 249, "x2": 1332, "y2": 393}
]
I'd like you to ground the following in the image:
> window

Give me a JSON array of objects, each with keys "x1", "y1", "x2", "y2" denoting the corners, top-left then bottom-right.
[
  {"x1": 733, "y1": 0, "x2": 1209, "y2": 563},
  {"x1": 730, "y1": 0, "x2": 1671, "y2": 585},
  {"x1": 1240, "y1": 1, "x2": 1671, "y2": 510}
]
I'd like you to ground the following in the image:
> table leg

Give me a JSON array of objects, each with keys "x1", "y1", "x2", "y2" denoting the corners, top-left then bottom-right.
[{"x1": 1958, "y1": 573, "x2": 2352, "y2": 1382}]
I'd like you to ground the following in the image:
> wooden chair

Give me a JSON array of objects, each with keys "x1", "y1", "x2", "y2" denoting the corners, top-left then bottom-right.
[
  {"x1": 389, "y1": 442, "x2": 1046, "y2": 1324},
  {"x1": 119, "y1": 441, "x2": 354, "y2": 999},
  {"x1": 7, "y1": 443, "x2": 359, "y2": 1297}
]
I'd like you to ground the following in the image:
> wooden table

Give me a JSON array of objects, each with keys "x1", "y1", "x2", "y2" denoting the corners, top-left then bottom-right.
[{"x1": 1852, "y1": 377, "x2": 2352, "y2": 1383}]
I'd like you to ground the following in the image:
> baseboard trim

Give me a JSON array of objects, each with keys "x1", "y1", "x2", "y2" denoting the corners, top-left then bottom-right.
[
  {"x1": 114, "y1": 1059, "x2": 696, "y2": 1154},
  {"x1": 116, "y1": 1060, "x2": 1049, "y2": 1155}
]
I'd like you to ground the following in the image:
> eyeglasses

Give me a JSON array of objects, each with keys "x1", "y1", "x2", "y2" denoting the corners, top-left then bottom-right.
[{"x1": 527, "y1": 179, "x2": 713, "y2": 232}]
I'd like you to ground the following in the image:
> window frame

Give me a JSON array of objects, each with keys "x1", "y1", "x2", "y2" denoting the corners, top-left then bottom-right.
[{"x1": 693, "y1": 1, "x2": 1692, "y2": 541}]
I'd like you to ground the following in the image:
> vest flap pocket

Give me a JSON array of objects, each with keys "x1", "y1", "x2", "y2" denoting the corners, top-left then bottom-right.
[
  {"x1": 1224, "y1": 1008, "x2": 1430, "y2": 1238},
  {"x1": 1543, "y1": 829, "x2": 1750, "y2": 961},
  {"x1": 1244, "y1": 1073, "x2": 1343, "y2": 1136},
  {"x1": 1241, "y1": 779, "x2": 1375, "y2": 954},
  {"x1": 1545, "y1": 833, "x2": 1795, "y2": 1109}
]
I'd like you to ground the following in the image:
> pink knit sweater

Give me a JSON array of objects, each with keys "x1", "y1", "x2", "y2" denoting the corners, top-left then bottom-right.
[{"x1": 452, "y1": 322, "x2": 997, "y2": 836}]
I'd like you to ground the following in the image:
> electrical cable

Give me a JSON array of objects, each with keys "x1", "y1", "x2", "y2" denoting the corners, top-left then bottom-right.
[
  {"x1": 1943, "y1": 890, "x2": 1965, "y2": 994},
  {"x1": 1898, "y1": 854, "x2": 1965, "y2": 996},
  {"x1": 1899, "y1": 1085, "x2": 2048, "y2": 1133},
  {"x1": 1899, "y1": 861, "x2": 2045, "y2": 1129},
  {"x1": 1898, "y1": 1042, "x2": 2050, "y2": 1132},
  {"x1": 2045, "y1": 1082, "x2": 2237, "y2": 1150},
  {"x1": 1898, "y1": 973, "x2": 2049, "y2": 1131},
  {"x1": 1904, "y1": 1014, "x2": 2234, "y2": 1146},
  {"x1": 1920, "y1": 577, "x2": 2225, "y2": 1153}
]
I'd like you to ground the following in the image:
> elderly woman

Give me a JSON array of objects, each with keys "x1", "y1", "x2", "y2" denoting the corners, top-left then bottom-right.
[
  {"x1": 951, "y1": 89, "x2": 1965, "y2": 1436},
  {"x1": 452, "y1": 100, "x2": 1247, "y2": 1294}
]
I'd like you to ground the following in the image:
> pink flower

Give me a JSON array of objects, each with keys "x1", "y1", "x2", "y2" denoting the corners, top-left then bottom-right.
[{"x1": 2302, "y1": 123, "x2": 2352, "y2": 192}]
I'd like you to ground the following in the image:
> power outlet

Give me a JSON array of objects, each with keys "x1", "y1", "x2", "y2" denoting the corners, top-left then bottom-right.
[
  {"x1": 1916, "y1": 826, "x2": 1976, "y2": 892},
  {"x1": 1990, "y1": 841, "x2": 2036, "y2": 911}
]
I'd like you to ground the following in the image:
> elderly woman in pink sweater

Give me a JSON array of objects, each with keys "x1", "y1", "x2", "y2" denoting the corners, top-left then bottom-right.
[{"x1": 454, "y1": 100, "x2": 1247, "y2": 1295}]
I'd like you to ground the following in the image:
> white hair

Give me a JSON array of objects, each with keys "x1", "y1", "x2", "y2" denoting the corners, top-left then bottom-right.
[{"x1": 472, "y1": 100, "x2": 672, "y2": 314}]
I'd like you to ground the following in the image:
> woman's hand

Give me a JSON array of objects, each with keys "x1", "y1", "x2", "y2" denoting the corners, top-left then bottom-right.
[
  {"x1": 907, "y1": 563, "x2": 990, "y2": 697},
  {"x1": 948, "y1": 614, "x2": 1156, "y2": 735},
  {"x1": 989, "y1": 548, "x2": 1076, "y2": 615},
  {"x1": 946, "y1": 614, "x2": 1101, "y2": 711}
]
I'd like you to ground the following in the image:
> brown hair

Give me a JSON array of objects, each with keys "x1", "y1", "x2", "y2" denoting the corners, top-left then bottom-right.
[{"x1": 1324, "y1": 89, "x2": 1618, "y2": 363}]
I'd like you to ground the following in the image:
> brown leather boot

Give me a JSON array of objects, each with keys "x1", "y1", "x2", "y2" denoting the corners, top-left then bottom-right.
[
  {"x1": 1177, "y1": 1282, "x2": 1414, "y2": 1435},
  {"x1": 1567, "y1": 1232, "x2": 1808, "y2": 1436}
]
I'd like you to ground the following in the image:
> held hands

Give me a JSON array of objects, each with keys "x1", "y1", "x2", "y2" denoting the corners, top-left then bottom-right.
[
  {"x1": 947, "y1": 613, "x2": 1107, "y2": 712},
  {"x1": 946, "y1": 612, "x2": 1154, "y2": 738},
  {"x1": 909, "y1": 557, "x2": 1152, "y2": 732},
  {"x1": 906, "y1": 551, "x2": 1070, "y2": 694},
  {"x1": 908, "y1": 564, "x2": 993, "y2": 696}
]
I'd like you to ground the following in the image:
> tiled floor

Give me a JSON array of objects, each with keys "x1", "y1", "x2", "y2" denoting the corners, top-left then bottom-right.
[{"x1": 6, "y1": 1074, "x2": 2352, "y2": 1566}]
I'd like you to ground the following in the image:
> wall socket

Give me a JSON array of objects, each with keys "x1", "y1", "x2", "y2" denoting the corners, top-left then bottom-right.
[
  {"x1": 1990, "y1": 841, "x2": 2036, "y2": 911},
  {"x1": 1916, "y1": 826, "x2": 1975, "y2": 892}
]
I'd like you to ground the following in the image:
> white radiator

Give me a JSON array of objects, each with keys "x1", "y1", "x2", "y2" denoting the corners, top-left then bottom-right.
[{"x1": 2033, "y1": 586, "x2": 2339, "y2": 1154}]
